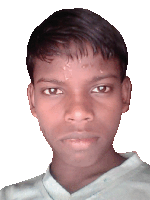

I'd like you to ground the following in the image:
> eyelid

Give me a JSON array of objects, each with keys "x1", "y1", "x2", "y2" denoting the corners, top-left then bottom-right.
[
  {"x1": 91, "y1": 85, "x2": 111, "y2": 93},
  {"x1": 43, "y1": 88, "x2": 63, "y2": 95},
  {"x1": 43, "y1": 85, "x2": 112, "y2": 96}
]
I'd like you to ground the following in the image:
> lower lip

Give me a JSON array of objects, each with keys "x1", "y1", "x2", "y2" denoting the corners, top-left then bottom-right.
[{"x1": 62, "y1": 137, "x2": 99, "y2": 150}]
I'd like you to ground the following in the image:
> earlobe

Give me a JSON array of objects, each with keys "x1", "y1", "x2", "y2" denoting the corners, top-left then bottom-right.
[
  {"x1": 27, "y1": 83, "x2": 37, "y2": 118},
  {"x1": 121, "y1": 76, "x2": 132, "y2": 113}
]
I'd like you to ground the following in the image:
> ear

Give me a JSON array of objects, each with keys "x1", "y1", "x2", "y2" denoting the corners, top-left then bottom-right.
[
  {"x1": 121, "y1": 76, "x2": 132, "y2": 113},
  {"x1": 27, "y1": 83, "x2": 37, "y2": 118}
]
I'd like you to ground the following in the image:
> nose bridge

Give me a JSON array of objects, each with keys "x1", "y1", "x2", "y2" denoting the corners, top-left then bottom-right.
[{"x1": 65, "y1": 92, "x2": 94, "y2": 122}]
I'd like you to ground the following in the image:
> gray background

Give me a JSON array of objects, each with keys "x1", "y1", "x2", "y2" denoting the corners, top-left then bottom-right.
[{"x1": 0, "y1": 0, "x2": 149, "y2": 189}]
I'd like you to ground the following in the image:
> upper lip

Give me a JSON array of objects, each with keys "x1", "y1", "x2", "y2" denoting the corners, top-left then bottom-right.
[{"x1": 61, "y1": 132, "x2": 99, "y2": 141}]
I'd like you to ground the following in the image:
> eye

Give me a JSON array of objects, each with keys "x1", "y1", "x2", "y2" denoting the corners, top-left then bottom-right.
[
  {"x1": 43, "y1": 88, "x2": 63, "y2": 95},
  {"x1": 92, "y1": 86, "x2": 111, "y2": 93}
]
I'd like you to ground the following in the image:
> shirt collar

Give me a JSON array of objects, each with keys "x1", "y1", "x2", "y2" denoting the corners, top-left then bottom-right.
[{"x1": 42, "y1": 152, "x2": 142, "y2": 200}]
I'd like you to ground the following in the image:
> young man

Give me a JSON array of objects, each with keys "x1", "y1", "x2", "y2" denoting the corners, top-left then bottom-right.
[{"x1": 1, "y1": 8, "x2": 150, "y2": 200}]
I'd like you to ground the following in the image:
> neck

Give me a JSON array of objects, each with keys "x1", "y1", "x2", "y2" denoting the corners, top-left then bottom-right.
[{"x1": 50, "y1": 149, "x2": 126, "y2": 194}]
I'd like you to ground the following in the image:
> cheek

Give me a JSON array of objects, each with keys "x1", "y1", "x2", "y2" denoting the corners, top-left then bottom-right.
[
  {"x1": 95, "y1": 95, "x2": 122, "y2": 134},
  {"x1": 34, "y1": 101, "x2": 57, "y2": 147},
  {"x1": 34, "y1": 97, "x2": 50, "y2": 129},
  {"x1": 34, "y1": 96, "x2": 63, "y2": 131}
]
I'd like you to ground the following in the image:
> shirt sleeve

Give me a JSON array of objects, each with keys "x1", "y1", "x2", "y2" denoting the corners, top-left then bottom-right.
[{"x1": 0, "y1": 187, "x2": 7, "y2": 200}]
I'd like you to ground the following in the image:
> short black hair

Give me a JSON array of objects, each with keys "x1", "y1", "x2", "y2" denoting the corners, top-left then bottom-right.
[{"x1": 26, "y1": 8, "x2": 128, "y2": 84}]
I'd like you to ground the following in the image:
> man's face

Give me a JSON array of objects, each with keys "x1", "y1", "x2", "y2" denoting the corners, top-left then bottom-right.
[{"x1": 28, "y1": 46, "x2": 130, "y2": 167}]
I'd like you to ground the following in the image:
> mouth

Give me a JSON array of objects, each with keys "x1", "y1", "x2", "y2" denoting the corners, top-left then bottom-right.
[
  {"x1": 61, "y1": 132, "x2": 99, "y2": 150},
  {"x1": 61, "y1": 132, "x2": 99, "y2": 140},
  {"x1": 64, "y1": 137, "x2": 99, "y2": 143}
]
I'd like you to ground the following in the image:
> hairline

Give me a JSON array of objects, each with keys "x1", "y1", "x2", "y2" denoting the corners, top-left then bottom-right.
[{"x1": 31, "y1": 43, "x2": 123, "y2": 84}]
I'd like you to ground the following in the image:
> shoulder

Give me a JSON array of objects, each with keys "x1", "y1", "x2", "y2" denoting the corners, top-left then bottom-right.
[
  {"x1": 129, "y1": 160, "x2": 150, "y2": 182},
  {"x1": 120, "y1": 152, "x2": 150, "y2": 181},
  {"x1": 113, "y1": 159, "x2": 150, "y2": 199},
  {"x1": 0, "y1": 173, "x2": 46, "y2": 200}
]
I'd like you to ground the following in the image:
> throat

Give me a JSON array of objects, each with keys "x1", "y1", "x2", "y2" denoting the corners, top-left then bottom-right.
[
  {"x1": 62, "y1": 176, "x2": 100, "y2": 194},
  {"x1": 50, "y1": 152, "x2": 126, "y2": 194},
  {"x1": 51, "y1": 169, "x2": 102, "y2": 194}
]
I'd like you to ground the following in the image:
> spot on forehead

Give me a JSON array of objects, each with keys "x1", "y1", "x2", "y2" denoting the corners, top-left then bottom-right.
[{"x1": 81, "y1": 63, "x2": 94, "y2": 69}]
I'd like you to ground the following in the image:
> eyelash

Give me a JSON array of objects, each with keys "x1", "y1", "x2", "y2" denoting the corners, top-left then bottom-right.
[{"x1": 43, "y1": 85, "x2": 111, "y2": 96}]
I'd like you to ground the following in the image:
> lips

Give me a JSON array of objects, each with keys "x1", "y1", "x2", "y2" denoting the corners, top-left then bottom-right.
[
  {"x1": 61, "y1": 134, "x2": 99, "y2": 150},
  {"x1": 61, "y1": 132, "x2": 99, "y2": 141}
]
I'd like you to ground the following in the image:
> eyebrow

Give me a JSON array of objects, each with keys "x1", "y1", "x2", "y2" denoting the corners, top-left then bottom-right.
[{"x1": 37, "y1": 74, "x2": 118, "y2": 85}]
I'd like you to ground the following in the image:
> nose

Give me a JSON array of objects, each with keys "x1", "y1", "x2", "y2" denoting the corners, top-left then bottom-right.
[{"x1": 64, "y1": 97, "x2": 94, "y2": 123}]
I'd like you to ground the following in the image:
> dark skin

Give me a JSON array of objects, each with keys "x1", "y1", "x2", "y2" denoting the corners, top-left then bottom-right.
[{"x1": 28, "y1": 45, "x2": 131, "y2": 193}]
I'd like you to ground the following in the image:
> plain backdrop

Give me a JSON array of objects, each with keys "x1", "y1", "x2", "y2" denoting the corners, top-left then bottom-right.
[{"x1": 0, "y1": 0, "x2": 150, "y2": 190}]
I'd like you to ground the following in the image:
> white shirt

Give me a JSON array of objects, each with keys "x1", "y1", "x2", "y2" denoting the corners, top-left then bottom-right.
[{"x1": 1, "y1": 152, "x2": 150, "y2": 200}]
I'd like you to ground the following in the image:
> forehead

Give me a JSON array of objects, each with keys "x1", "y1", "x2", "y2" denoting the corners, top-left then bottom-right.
[{"x1": 33, "y1": 48, "x2": 120, "y2": 83}]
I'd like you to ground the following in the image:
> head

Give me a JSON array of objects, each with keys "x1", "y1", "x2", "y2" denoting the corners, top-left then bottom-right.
[
  {"x1": 27, "y1": 9, "x2": 131, "y2": 168},
  {"x1": 27, "y1": 8, "x2": 128, "y2": 84}
]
